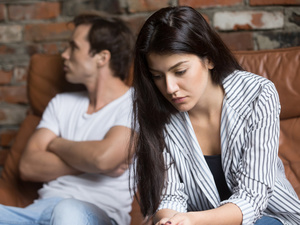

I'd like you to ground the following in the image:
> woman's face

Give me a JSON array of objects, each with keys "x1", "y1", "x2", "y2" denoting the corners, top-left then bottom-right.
[{"x1": 147, "y1": 53, "x2": 214, "y2": 112}]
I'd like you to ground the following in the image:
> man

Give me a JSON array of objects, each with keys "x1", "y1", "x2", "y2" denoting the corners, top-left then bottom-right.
[{"x1": 0, "y1": 13, "x2": 135, "y2": 225}]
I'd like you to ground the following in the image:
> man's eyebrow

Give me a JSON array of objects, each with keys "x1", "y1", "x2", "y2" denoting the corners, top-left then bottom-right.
[
  {"x1": 149, "y1": 61, "x2": 188, "y2": 72},
  {"x1": 69, "y1": 40, "x2": 78, "y2": 48}
]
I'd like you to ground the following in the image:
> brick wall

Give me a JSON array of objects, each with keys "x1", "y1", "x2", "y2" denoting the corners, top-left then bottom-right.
[{"x1": 0, "y1": 0, "x2": 300, "y2": 166}]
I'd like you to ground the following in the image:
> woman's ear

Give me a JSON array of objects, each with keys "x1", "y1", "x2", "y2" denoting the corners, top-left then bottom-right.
[
  {"x1": 96, "y1": 50, "x2": 111, "y2": 67},
  {"x1": 206, "y1": 58, "x2": 214, "y2": 70}
]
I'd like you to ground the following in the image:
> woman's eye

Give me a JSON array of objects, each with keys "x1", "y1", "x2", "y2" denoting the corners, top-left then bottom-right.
[
  {"x1": 175, "y1": 70, "x2": 186, "y2": 76},
  {"x1": 152, "y1": 74, "x2": 163, "y2": 79}
]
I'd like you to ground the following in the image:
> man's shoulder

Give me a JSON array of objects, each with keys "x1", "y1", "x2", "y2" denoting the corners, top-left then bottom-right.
[
  {"x1": 111, "y1": 88, "x2": 133, "y2": 108},
  {"x1": 52, "y1": 91, "x2": 88, "y2": 103},
  {"x1": 55, "y1": 91, "x2": 87, "y2": 99}
]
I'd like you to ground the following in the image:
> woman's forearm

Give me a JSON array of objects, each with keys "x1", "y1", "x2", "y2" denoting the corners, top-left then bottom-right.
[{"x1": 155, "y1": 203, "x2": 242, "y2": 225}]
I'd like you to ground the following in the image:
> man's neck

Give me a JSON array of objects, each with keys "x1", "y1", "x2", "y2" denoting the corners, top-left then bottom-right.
[{"x1": 86, "y1": 76, "x2": 129, "y2": 114}]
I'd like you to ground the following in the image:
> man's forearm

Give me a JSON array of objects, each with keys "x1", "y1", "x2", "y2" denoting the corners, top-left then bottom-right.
[
  {"x1": 19, "y1": 149, "x2": 80, "y2": 182},
  {"x1": 47, "y1": 137, "x2": 104, "y2": 173},
  {"x1": 47, "y1": 126, "x2": 132, "y2": 176},
  {"x1": 19, "y1": 128, "x2": 81, "y2": 182}
]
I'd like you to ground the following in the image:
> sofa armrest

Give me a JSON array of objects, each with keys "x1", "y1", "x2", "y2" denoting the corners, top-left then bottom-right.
[{"x1": 0, "y1": 114, "x2": 42, "y2": 207}]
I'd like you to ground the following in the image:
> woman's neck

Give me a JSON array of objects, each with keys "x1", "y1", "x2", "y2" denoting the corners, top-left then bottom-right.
[{"x1": 188, "y1": 83, "x2": 224, "y2": 122}]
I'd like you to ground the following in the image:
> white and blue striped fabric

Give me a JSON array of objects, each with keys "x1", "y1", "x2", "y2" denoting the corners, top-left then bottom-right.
[{"x1": 158, "y1": 70, "x2": 300, "y2": 225}]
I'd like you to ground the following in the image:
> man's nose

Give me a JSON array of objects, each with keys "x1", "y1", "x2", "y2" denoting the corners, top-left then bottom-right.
[{"x1": 61, "y1": 47, "x2": 70, "y2": 60}]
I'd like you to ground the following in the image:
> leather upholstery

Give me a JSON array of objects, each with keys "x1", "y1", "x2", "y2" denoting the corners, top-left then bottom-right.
[{"x1": 0, "y1": 46, "x2": 299, "y2": 224}]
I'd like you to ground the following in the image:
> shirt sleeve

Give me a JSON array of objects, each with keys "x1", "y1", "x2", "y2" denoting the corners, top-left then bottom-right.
[
  {"x1": 114, "y1": 90, "x2": 134, "y2": 129},
  {"x1": 37, "y1": 94, "x2": 61, "y2": 136},
  {"x1": 220, "y1": 82, "x2": 281, "y2": 225},
  {"x1": 157, "y1": 145, "x2": 189, "y2": 213}
]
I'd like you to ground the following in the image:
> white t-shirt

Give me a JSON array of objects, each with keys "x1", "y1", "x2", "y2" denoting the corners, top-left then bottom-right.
[{"x1": 37, "y1": 88, "x2": 134, "y2": 225}]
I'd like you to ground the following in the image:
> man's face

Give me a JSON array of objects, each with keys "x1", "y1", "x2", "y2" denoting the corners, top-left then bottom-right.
[{"x1": 61, "y1": 24, "x2": 98, "y2": 84}]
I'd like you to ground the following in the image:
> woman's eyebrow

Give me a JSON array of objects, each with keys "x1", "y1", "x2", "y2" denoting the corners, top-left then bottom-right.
[
  {"x1": 168, "y1": 61, "x2": 188, "y2": 71},
  {"x1": 149, "y1": 61, "x2": 188, "y2": 73}
]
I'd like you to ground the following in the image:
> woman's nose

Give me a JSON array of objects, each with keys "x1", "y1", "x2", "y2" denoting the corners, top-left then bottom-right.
[{"x1": 165, "y1": 75, "x2": 179, "y2": 95}]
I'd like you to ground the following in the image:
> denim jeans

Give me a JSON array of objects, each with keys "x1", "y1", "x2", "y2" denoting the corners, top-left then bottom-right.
[
  {"x1": 0, "y1": 197, "x2": 117, "y2": 225},
  {"x1": 255, "y1": 216, "x2": 283, "y2": 225}
]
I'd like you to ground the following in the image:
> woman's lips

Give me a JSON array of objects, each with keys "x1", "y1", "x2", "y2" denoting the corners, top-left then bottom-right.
[{"x1": 172, "y1": 97, "x2": 186, "y2": 104}]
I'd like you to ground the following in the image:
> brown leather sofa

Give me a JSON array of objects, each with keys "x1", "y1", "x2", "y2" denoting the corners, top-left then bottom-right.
[{"x1": 0, "y1": 46, "x2": 299, "y2": 224}]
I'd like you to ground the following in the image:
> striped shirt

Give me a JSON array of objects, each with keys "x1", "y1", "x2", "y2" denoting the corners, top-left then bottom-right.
[{"x1": 158, "y1": 70, "x2": 300, "y2": 225}]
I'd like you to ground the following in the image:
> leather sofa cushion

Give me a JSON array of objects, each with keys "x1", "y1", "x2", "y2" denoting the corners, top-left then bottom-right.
[{"x1": 0, "y1": 114, "x2": 42, "y2": 206}]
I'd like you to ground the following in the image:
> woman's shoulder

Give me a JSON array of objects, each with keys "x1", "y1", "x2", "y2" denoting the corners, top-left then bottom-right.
[
  {"x1": 223, "y1": 70, "x2": 276, "y2": 97},
  {"x1": 222, "y1": 70, "x2": 279, "y2": 114},
  {"x1": 224, "y1": 70, "x2": 272, "y2": 87}
]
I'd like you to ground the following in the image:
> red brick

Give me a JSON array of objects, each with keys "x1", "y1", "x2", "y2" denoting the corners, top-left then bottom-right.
[
  {"x1": 179, "y1": 0, "x2": 243, "y2": 8},
  {"x1": 0, "y1": 86, "x2": 27, "y2": 104},
  {"x1": 0, "y1": 45, "x2": 15, "y2": 55},
  {"x1": 128, "y1": 0, "x2": 169, "y2": 13},
  {"x1": 0, "y1": 103, "x2": 28, "y2": 126},
  {"x1": 27, "y1": 42, "x2": 68, "y2": 55},
  {"x1": 0, "y1": 109, "x2": 5, "y2": 122},
  {"x1": 0, "y1": 4, "x2": 5, "y2": 21},
  {"x1": 13, "y1": 66, "x2": 28, "y2": 83},
  {"x1": 219, "y1": 32, "x2": 254, "y2": 51},
  {"x1": 42, "y1": 43, "x2": 60, "y2": 54},
  {"x1": 24, "y1": 22, "x2": 73, "y2": 42},
  {"x1": 42, "y1": 42, "x2": 68, "y2": 54},
  {"x1": 250, "y1": 0, "x2": 300, "y2": 5},
  {"x1": 8, "y1": 2, "x2": 60, "y2": 21},
  {"x1": 0, "y1": 70, "x2": 13, "y2": 85}
]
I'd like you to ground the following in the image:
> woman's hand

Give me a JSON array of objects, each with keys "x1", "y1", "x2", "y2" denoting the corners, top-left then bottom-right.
[
  {"x1": 155, "y1": 212, "x2": 195, "y2": 225},
  {"x1": 154, "y1": 203, "x2": 242, "y2": 225}
]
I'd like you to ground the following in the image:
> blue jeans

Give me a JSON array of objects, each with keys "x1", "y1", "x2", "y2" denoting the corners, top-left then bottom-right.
[
  {"x1": 0, "y1": 197, "x2": 117, "y2": 225},
  {"x1": 255, "y1": 216, "x2": 283, "y2": 225}
]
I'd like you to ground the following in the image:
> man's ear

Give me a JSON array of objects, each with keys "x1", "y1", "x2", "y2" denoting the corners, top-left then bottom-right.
[{"x1": 96, "y1": 50, "x2": 111, "y2": 67}]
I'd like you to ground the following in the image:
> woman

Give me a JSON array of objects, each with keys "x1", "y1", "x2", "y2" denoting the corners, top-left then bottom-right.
[{"x1": 131, "y1": 6, "x2": 300, "y2": 225}]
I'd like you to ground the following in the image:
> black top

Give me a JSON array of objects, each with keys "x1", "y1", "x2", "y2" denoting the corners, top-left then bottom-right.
[{"x1": 204, "y1": 154, "x2": 232, "y2": 201}]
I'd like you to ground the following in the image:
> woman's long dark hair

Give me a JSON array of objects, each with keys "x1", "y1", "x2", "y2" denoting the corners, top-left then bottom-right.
[{"x1": 131, "y1": 6, "x2": 243, "y2": 218}]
